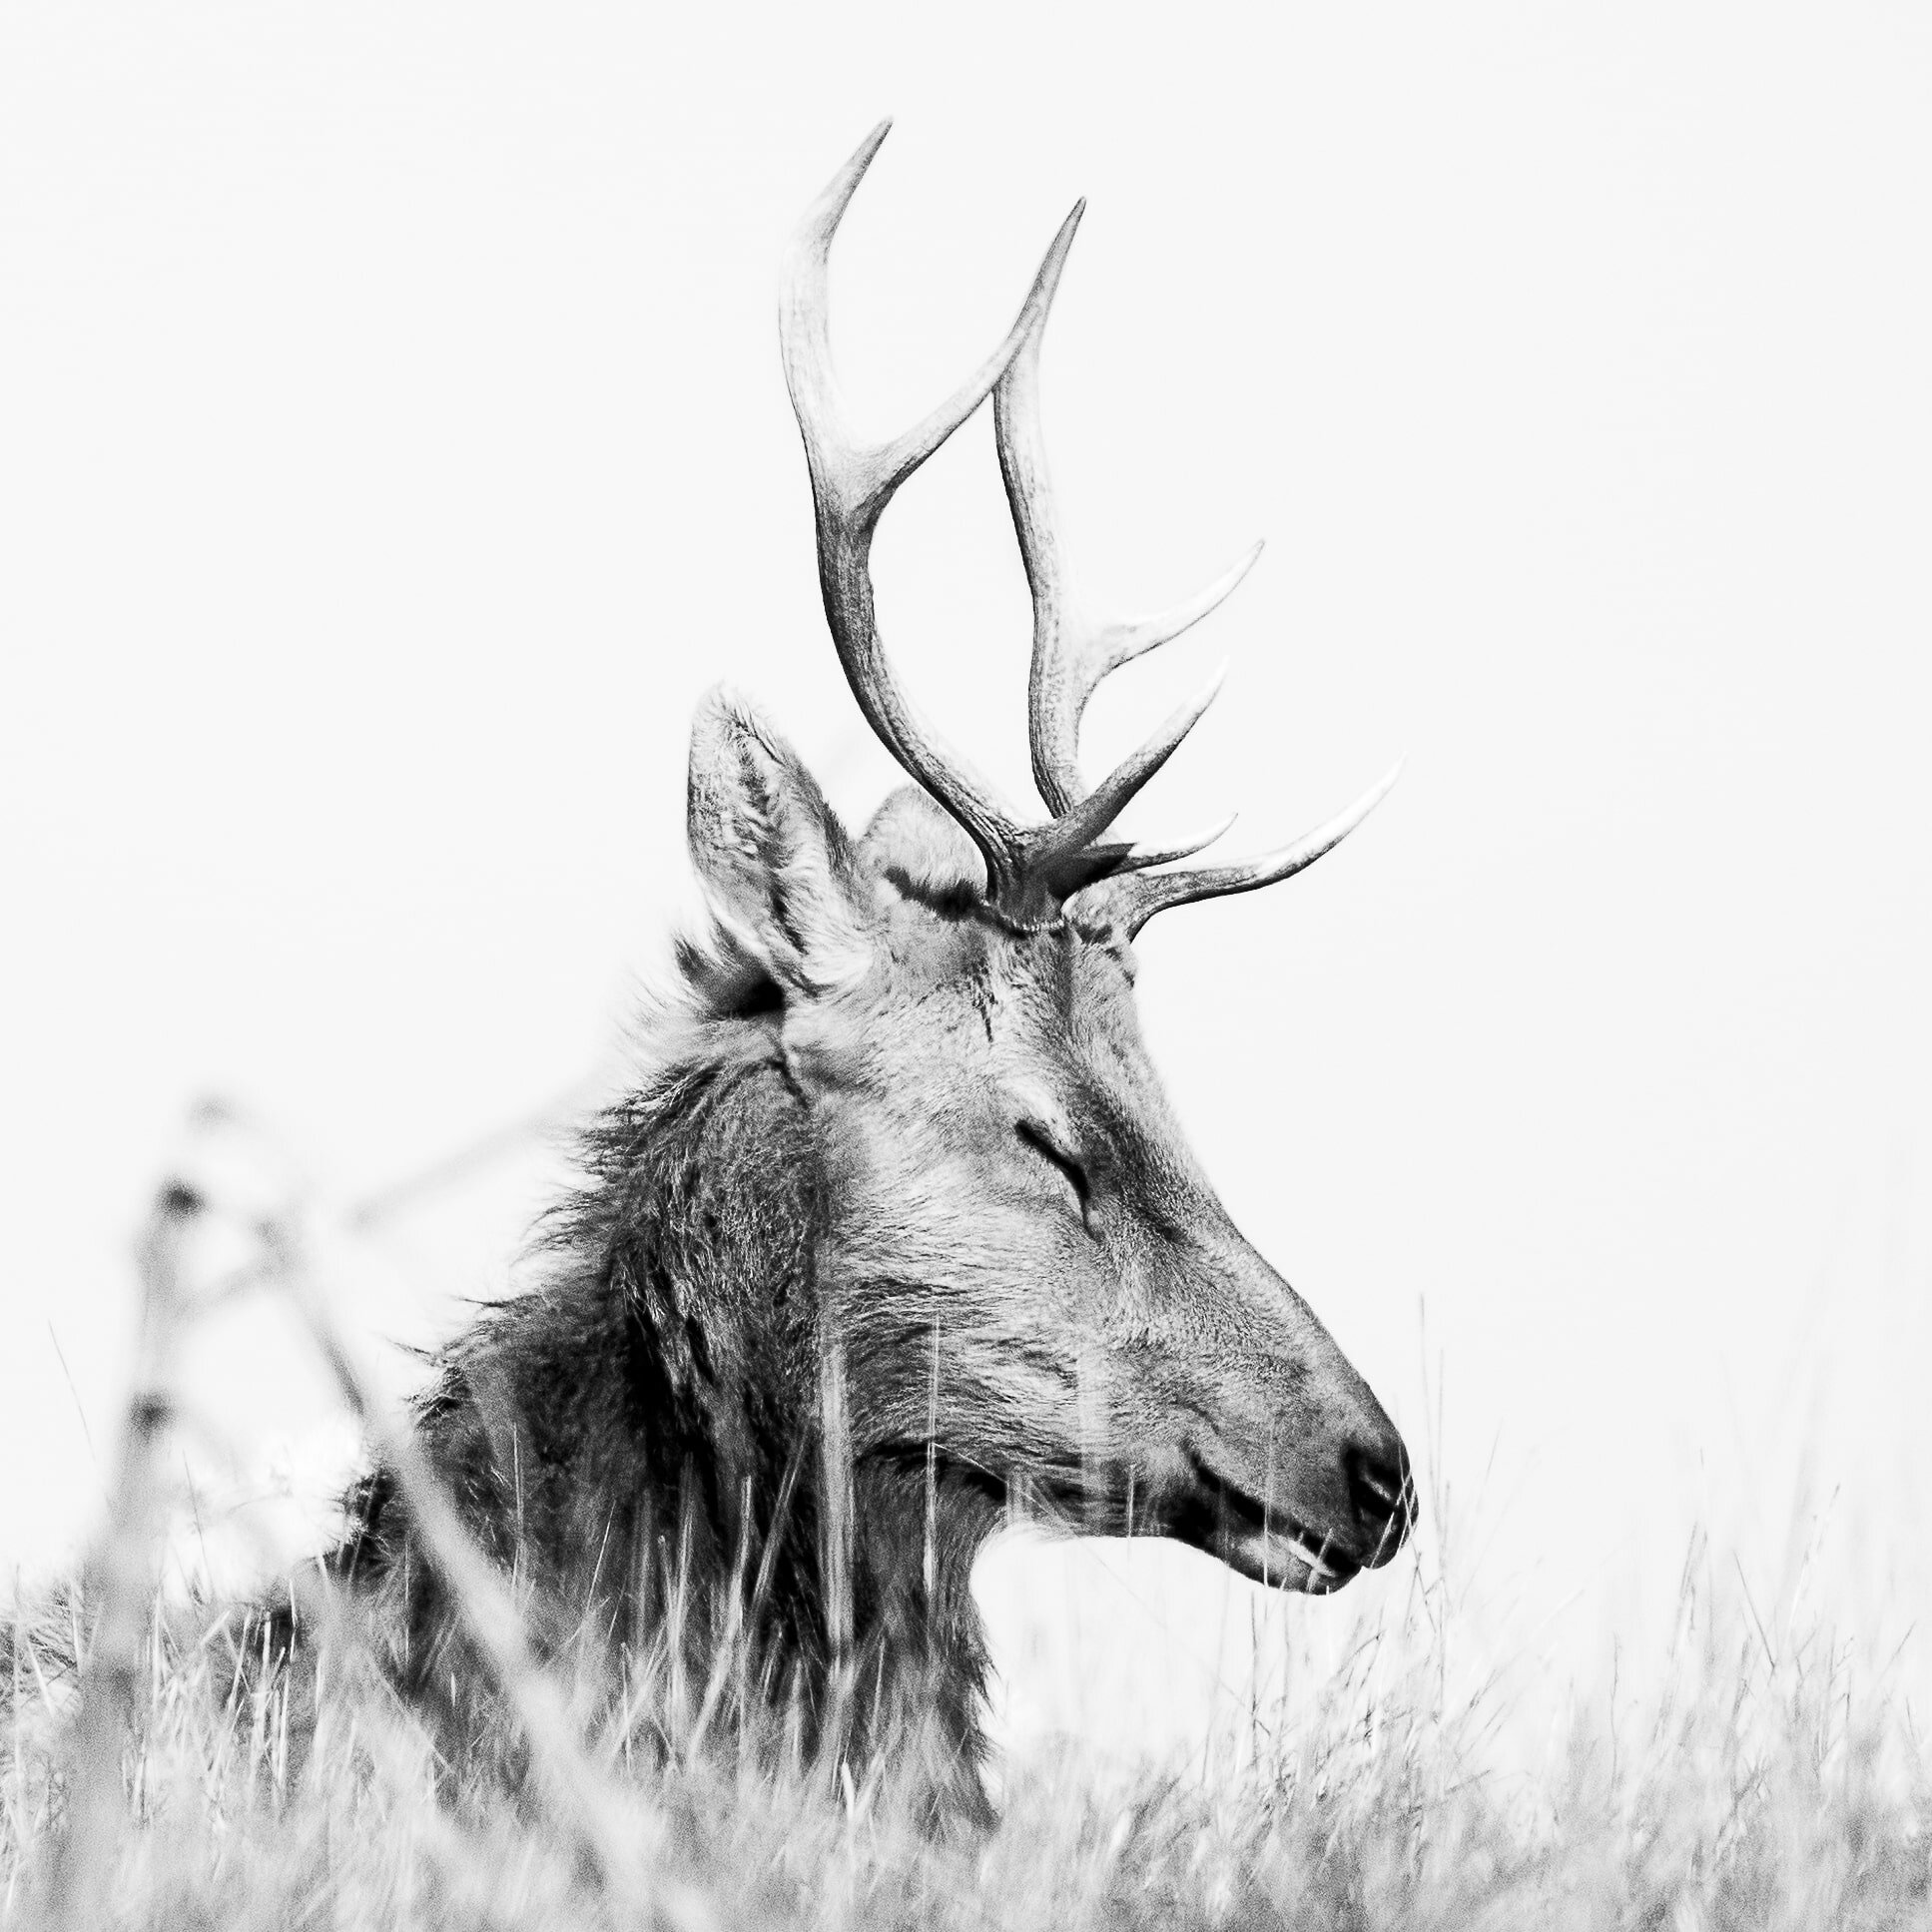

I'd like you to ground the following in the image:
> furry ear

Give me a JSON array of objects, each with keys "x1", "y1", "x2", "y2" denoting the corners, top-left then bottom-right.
[{"x1": 687, "y1": 689, "x2": 871, "y2": 991}]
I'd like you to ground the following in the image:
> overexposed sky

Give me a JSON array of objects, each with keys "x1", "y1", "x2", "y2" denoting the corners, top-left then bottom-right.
[{"x1": 4, "y1": 3, "x2": 1929, "y2": 1726}]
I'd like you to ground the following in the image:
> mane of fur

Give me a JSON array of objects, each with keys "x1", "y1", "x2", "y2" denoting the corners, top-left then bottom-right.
[{"x1": 322, "y1": 911, "x2": 999, "y2": 1822}]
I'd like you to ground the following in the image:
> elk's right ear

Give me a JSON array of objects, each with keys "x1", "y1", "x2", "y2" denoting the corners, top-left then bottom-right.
[{"x1": 686, "y1": 689, "x2": 871, "y2": 992}]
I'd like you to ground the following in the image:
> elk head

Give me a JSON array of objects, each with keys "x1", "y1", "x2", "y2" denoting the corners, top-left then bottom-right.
[{"x1": 686, "y1": 125, "x2": 1413, "y2": 1597}]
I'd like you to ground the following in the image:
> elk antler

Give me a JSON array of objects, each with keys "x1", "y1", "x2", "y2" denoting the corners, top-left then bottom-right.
[
  {"x1": 781, "y1": 123, "x2": 1399, "y2": 934},
  {"x1": 1094, "y1": 759, "x2": 1405, "y2": 937},
  {"x1": 779, "y1": 120, "x2": 1053, "y2": 912},
  {"x1": 989, "y1": 214, "x2": 1260, "y2": 831}
]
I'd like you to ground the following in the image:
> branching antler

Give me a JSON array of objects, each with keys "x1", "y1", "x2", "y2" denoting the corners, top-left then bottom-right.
[
  {"x1": 1098, "y1": 759, "x2": 1405, "y2": 936},
  {"x1": 781, "y1": 122, "x2": 1400, "y2": 935},
  {"x1": 779, "y1": 121, "x2": 1062, "y2": 910},
  {"x1": 989, "y1": 210, "x2": 1260, "y2": 828}
]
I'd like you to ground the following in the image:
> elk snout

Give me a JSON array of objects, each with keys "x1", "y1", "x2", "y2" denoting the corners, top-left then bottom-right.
[
  {"x1": 1153, "y1": 1235, "x2": 1416, "y2": 1593},
  {"x1": 1342, "y1": 1431, "x2": 1416, "y2": 1568},
  {"x1": 1169, "y1": 1405, "x2": 1415, "y2": 1595}
]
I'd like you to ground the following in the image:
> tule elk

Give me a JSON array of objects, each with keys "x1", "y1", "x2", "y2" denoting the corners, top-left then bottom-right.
[{"x1": 327, "y1": 123, "x2": 1416, "y2": 1825}]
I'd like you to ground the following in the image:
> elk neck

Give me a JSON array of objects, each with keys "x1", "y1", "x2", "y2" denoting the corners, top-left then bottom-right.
[{"x1": 361, "y1": 1006, "x2": 1001, "y2": 1779}]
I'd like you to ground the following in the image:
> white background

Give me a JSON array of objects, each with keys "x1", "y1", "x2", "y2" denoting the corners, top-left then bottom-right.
[{"x1": 4, "y1": 3, "x2": 1929, "y2": 1754}]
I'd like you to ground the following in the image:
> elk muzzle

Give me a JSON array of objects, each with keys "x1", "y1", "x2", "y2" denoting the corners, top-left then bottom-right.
[
  {"x1": 1169, "y1": 1415, "x2": 1414, "y2": 1595},
  {"x1": 1152, "y1": 1291, "x2": 1416, "y2": 1601},
  {"x1": 1159, "y1": 1414, "x2": 1422, "y2": 1592}
]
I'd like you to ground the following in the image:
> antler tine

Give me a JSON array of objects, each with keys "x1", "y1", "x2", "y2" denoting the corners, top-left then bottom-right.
[
  {"x1": 993, "y1": 225, "x2": 1262, "y2": 822},
  {"x1": 1025, "y1": 664, "x2": 1228, "y2": 899},
  {"x1": 1057, "y1": 814, "x2": 1239, "y2": 906},
  {"x1": 1096, "y1": 757, "x2": 1405, "y2": 939},
  {"x1": 780, "y1": 121, "x2": 1083, "y2": 903},
  {"x1": 1106, "y1": 812, "x2": 1239, "y2": 876}
]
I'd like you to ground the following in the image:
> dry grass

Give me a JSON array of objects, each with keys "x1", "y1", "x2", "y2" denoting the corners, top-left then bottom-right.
[
  {"x1": 3, "y1": 1109, "x2": 1929, "y2": 1929},
  {"x1": 6, "y1": 1534, "x2": 1929, "y2": 1929}
]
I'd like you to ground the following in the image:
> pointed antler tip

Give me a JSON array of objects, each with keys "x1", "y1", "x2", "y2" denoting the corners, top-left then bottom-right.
[
  {"x1": 1211, "y1": 541, "x2": 1264, "y2": 602},
  {"x1": 1030, "y1": 202, "x2": 1087, "y2": 301},
  {"x1": 1154, "y1": 810, "x2": 1239, "y2": 866},
  {"x1": 1181, "y1": 809, "x2": 1239, "y2": 861},
  {"x1": 1321, "y1": 755, "x2": 1406, "y2": 840},
  {"x1": 815, "y1": 122, "x2": 894, "y2": 225}
]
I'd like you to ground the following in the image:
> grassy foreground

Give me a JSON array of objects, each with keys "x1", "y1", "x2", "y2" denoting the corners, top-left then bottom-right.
[
  {"x1": 4, "y1": 1140, "x2": 1926, "y2": 1927},
  {"x1": 3, "y1": 1534, "x2": 1929, "y2": 1932}
]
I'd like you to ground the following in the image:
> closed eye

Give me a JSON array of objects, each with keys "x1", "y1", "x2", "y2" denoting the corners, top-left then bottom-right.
[{"x1": 1015, "y1": 1120, "x2": 1091, "y2": 1227}]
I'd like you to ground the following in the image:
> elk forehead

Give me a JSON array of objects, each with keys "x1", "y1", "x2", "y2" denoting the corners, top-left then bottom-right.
[
  {"x1": 788, "y1": 797, "x2": 1200, "y2": 1237},
  {"x1": 846, "y1": 788, "x2": 1147, "y2": 1067}
]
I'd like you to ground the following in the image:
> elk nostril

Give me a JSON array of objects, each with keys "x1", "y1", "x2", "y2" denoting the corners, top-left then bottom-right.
[{"x1": 1343, "y1": 1441, "x2": 1416, "y2": 1546}]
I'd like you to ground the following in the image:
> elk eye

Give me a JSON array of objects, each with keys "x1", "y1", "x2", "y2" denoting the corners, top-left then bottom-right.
[{"x1": 1015, "y1": 1120, "x2": 1091, "y2": 1224}]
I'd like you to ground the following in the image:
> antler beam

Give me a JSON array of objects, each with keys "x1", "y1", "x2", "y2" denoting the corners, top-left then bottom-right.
[
  {"x1": 782, "y1": 124, "x2": 1400, "y2": 933},
  {"x1": 779, "y1": 121, "x2": 1074, "y2": 909},
  {"x1": 989, "y1": 221, "x2": 1262, "y2": 824}
]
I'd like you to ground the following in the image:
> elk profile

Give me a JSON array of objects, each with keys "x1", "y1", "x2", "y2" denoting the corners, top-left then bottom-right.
[{"x1": 329, "y1": 124, "x2": 1415, "y2": 1822}]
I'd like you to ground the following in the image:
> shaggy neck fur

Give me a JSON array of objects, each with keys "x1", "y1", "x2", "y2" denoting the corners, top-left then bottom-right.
[{"x1": 337, "y1": 994, "x2": 1000, "y2": 1823}]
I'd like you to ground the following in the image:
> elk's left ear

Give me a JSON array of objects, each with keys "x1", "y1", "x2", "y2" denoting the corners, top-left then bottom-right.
[{"x1": 686, "y1": 689, "x2": 871, "y2": 991}]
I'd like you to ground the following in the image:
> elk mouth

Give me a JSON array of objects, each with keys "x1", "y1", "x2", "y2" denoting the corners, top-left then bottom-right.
[{"x1": 1171, "y1": 1447, "x2": 1362, "y2": 1596}]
